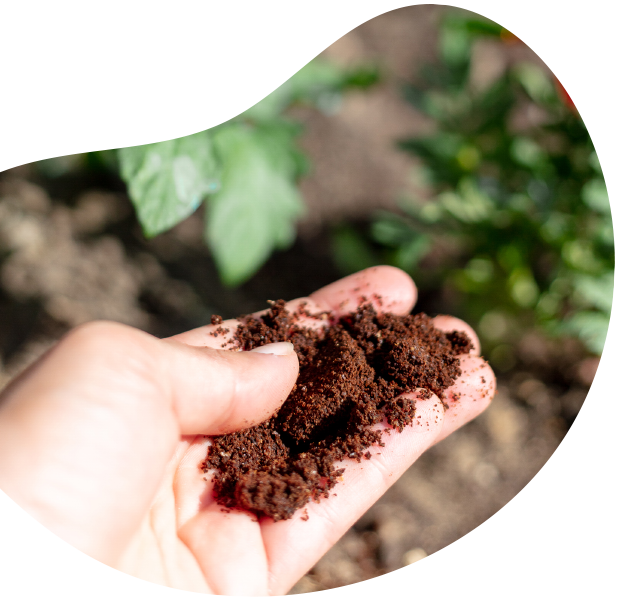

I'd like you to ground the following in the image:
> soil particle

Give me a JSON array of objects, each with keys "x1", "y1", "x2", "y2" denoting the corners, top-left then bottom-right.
[{"x1": 203, "y1": 300, "x2": 471, "y2": 521}]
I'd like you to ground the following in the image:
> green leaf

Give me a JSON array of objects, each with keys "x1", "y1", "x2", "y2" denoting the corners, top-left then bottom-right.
[
  {"x1": 561, "y1": 311, "x2": 610, "y2": 355},
  {"x1": 588, "y1": 148, "x2": 614, "y2": 175},
  {"x1": 88, "y1": 31, "x2": 223, "y2": 236},
  {"x1": 582, "y1": 178, "x2": 611, "y2": 214},
  {"x1": 205, "y1": 123, "x2": 304, "y2": 286},
  {"x1": 342, "y1": 64, "x2": 380, "y2": 89},
  {"x1": 508, "y1": 266, "x2": 540, "y2": 307},
  {"x1": 331, "y1": 225, "x2": 379, "y2": 275},
  {"x1": 371, "y1": 213, "x2": 416, "y2": 246},
  {"x1": 394, "y1": 235, "x2": 431, "y2": 272},
  {"x1": 439, "y1": 178, "x2": 494, "y2": 223},
  {"x1": 439, "y1": 18, "x2": 471, "y2": 67},
  {"x1": 288, "y1": 46, "x2": 344, "y2": 110},
  {"x1": 513, "y1": 63, "x2": 556, "y2": 105},
  {"x1": 461, "y1": 17, "x2": 503, "y2": 38},
  {"x1": 511, "y1": 136, "x2": 545, "y2": 169},
  {"x1": 572, "y1": 272, "x2": 614, "y2": 313},
  {"x1": 118, "y1": 105, "x2": 219, "y2": 237},
  {"x1": 579, "y1": 98, "x2": 616, "y2": 152}
]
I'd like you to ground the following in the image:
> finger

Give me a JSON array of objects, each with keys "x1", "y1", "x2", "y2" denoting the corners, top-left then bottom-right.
[
  {"x1": 261, "y1": 355, "x2": 495, "y2": 594},
  {"x1": 436, "y1": 354, "x2": 496, "y2": 445},
  {"x1": 308, "y1": 265, "x2": 417, "y2": 316},
  {"x1": 168, "y1": 266, "x2": 417, "y2": 349},
  {"x1": 174, "y1": 436, "x2": 214, "y2": 531},
  {"x1": 178, "y1": 505, "x2": 268, "y2": 596},
  {"x1": 261, "y1": 393, "x2": 446, "y2": 595},
  {"x1": 169, "y1": 266, "x2": 419, "y2": 521},
  {"x1": 432, "y1": 315, "x2": 481, "y2": 356},
  {"x1": 158, "y1": 340, "x2": 300, "y2": 435},
  {"x1": 0, "y1": 323, "x2": 300, "y2": 437},
  {"x1": 0, "y1": 323, "x2": 299, "y2": 565}
]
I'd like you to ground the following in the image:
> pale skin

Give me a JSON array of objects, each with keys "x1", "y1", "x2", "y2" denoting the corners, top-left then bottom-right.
[{"x1": 0, "y1": 266, "x2": 495, "y2": 595}]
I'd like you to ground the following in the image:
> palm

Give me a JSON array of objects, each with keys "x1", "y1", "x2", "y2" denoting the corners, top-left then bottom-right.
[
  {"x1": 0, "y1": 267, "x2": 494, "y2": 596},
  {"x1": 117, "y1": 267, "x2": 495, "y2": 595}
]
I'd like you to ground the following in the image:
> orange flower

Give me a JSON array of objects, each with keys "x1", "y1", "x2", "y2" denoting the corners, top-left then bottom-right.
[{"x1": 515, "y1": 4, "x2": 615, "y2": 102}]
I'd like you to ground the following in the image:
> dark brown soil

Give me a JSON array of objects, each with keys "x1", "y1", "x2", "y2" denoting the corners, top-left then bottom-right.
[{"x1": 203, "y1": 300, "x2": 472, "y2": 521}]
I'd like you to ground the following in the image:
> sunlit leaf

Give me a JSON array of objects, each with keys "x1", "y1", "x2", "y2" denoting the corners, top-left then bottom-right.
[
  {"x1": 561, "y1": 311, "x2": 611, "y2": 355},
  {"x1": 119, "y1": 131, "x2": 220, "y2": 237},
  {"x1": 572, "y1": 272, "x2": 614, "y2": 313},
  {"x1": 205, "y1": 123, "x2": 304, "y2": 286}
]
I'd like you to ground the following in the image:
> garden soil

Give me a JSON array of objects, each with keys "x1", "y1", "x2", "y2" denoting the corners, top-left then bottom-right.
[
  {"x1": 205, "y1": 301, "x2": 471, "y2": 521},
  {"x1": 0, "y1": 6, "x2": 594, "y2": 593}
]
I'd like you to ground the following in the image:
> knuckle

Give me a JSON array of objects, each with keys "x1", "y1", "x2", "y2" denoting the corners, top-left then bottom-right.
[{"x1": 60, "y1": 321, "x2": 157, "y2": 379}]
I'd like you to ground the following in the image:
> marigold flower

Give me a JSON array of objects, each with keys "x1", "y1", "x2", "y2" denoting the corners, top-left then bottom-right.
[{"x1": 515, "y1": 4, "x2": 615, "y2": 103}]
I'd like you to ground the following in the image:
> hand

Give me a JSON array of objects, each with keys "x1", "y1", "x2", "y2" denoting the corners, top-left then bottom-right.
[{"x1": 0, "y1": 266, "x2": 495, "y2": 595}]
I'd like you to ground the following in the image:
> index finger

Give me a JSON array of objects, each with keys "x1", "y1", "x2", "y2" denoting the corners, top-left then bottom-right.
[{"x1": 167, "y1": 266, "x2": 418, "y2": 348}]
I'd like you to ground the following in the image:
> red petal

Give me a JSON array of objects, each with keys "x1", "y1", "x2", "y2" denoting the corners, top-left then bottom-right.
[{"x1": 560, "y1": 54, "x2": 611, "y2": 103}]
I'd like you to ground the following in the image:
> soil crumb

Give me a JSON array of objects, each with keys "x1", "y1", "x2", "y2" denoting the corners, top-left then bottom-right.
[{"x1": 203, "y1": 300, "x2": 472, "y2": 521}]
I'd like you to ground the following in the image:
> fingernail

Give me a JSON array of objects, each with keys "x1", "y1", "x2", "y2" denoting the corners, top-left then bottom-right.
[{"x1": 248, "y1": 342, "x2": 295, "y2": 356}]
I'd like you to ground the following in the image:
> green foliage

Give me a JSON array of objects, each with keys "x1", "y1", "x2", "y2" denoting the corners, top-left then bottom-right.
[
  {"x1": 0, "y1": 5, "x2": 360, "y2": 285},
  {"x1": 205, "y1": 123, "x2": 304, "y2": 286},
  {"x1": 331, "y1": 225, "x2": 381, "y2": 275},
  {"x1": 340, "y1": 13, "x2": 614, "y2": 356}
]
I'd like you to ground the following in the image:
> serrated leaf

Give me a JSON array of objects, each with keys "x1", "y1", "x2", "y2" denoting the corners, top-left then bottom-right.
[
  {"x1": 205, "y1": 124, "x2": 304, "y2": 286},
  {"x1": 119, "y1": 131, "x2": 220, "y2": 237},
  {"x1": 88, "y1": 34, "x2": 222, "y2": 236}
]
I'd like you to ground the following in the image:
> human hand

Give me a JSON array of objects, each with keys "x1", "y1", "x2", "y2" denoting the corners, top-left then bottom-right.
[{"x1": 0, "y1": 266, "x2": 495, "y2": 595}]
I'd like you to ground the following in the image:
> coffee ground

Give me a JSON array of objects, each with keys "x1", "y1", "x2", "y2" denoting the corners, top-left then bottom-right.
[{"x1": 203, "y1": 300, "x2": 472, "y2": 521}]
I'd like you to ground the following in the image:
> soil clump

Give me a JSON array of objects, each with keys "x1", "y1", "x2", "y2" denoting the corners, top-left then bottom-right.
[{"x1": 203, "y1": 300, "x2": 472, "y2": 521}]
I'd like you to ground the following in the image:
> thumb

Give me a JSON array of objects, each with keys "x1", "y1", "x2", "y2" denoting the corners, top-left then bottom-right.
[
  {"x1": 1, "y1": 323, "x2": 300, "y2": 439},
  {"x1": 0, "y1": 322, "x2": 298, "y2": 594},
  {"x1": 159, "y1": 339, "x2": 299, "y2": 435}
]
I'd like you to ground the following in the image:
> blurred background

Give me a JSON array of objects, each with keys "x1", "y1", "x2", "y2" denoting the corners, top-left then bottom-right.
[{"x1": 0, "y1": 5, "x2": 612, "y2": 593}]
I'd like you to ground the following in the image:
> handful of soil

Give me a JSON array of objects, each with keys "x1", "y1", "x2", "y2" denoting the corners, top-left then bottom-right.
[{"x1": 203, "y1": 300, "x2": 473, "y2": 521}]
